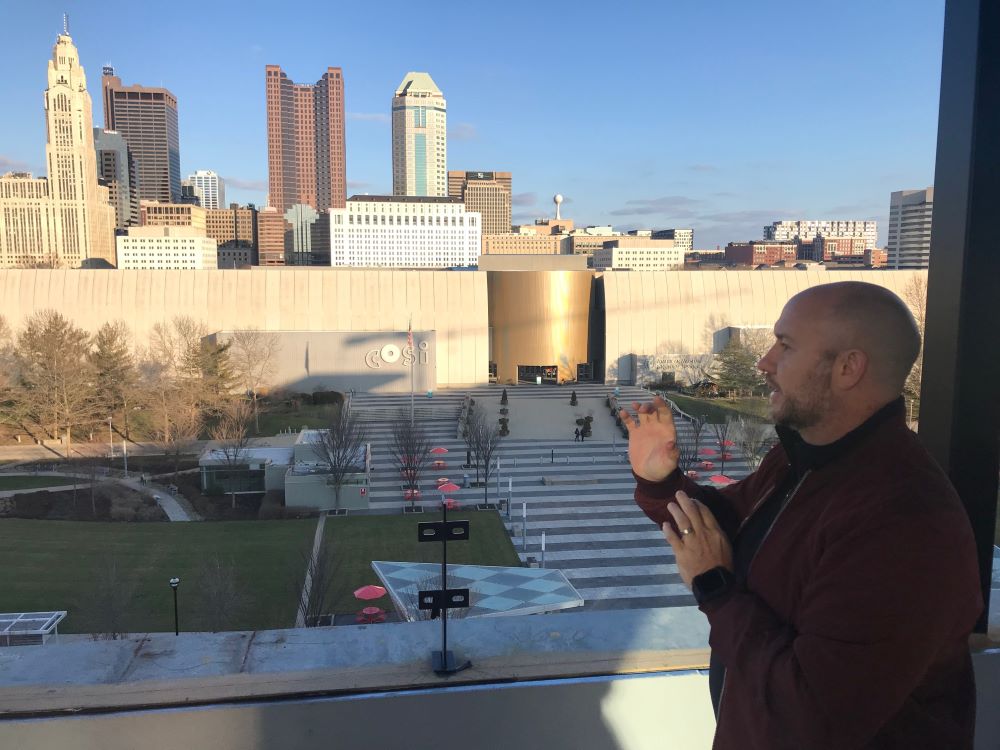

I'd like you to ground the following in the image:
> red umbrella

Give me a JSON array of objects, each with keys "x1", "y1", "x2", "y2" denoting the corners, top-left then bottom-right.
[
  {"x1": 430, "y1": 447, "x2": 449, "y2": 455},
  {"x1": 718, "y1": 439, "x2": 736, "y2": 447},
  {"x1": 438, "y1": 482, "x2": 461, "y2": 493},
  {"x1": 709, "y1": 474, "x2": 735, "y2": 485},
  {"x1": 354, "y1": 584, "x2": 386, "y2": 601},
  {"x1": 698, "y1": 448, "x2": 718, "y2": 456}
]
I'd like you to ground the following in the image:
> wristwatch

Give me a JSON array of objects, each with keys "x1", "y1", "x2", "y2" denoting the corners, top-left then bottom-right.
[{"x1": 692, "y1": 566, "x2": 737, "y2": 605}]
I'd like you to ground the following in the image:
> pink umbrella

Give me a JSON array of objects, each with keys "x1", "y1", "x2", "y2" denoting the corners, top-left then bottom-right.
[
  {"x1": 698, "y1": 448, "x2": 718, "y2": 456},
  {"x1": 718, "y1": 439, "x2": 736, "y2": 447},
  {"x1": 430, "y1": 447, "x2": 449, "y2": 455},
  {"x1": 354, "y1": 584, "x2": 386, "y2": 601},
  {"x1": 438, "y1": 482, "x2": 461, "y2": 493},
  {"x1": 709, "y1": 474, "x2": 736, "y2": 485}
]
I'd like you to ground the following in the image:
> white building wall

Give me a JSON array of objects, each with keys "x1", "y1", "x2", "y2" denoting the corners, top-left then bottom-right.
[
  {"x1": 602, "y1": 269, "x2": 928, "y2": 384},
  {"x1": 330, "y1": 198, "x2": 480, "y2": 268},
  {"x1": 593, "y1": 247, "x2": 684, "y2": 270},
  {"x1": 0, "y1": 268, "x2": 490, "y2": 389},
  {"x1": 116, "y1": 229, "x2": 218, "y2": 270}
]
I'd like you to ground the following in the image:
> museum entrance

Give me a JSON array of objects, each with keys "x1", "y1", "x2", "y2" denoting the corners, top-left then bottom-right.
[{"x1": 517, "y1": 364, "x2": 558, "y2": 384}]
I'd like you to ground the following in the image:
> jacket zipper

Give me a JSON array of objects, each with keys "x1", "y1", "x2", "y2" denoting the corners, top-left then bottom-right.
[{"x1": 714, "y1": 470, "x2": 812, "y2": 725}]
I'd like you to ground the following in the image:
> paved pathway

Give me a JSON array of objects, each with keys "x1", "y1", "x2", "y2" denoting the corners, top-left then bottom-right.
[
  {"x1": 295, "y1": 513, "x2": 328, "y2": 628},
  {"x1": 0, "y1": 469, "x2": 195, "y2": 521},
  {"x1": 351, "y1": 383, "x2": 761, "y2": 612}
]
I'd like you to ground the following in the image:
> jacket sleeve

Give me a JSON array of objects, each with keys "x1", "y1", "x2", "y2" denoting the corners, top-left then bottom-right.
[
  {"x1": 633, "y1": 446, "x2": 785, "y2": 540},
  {"x1": 701, "y1": 498, "x2": 983, "y2": 749}
]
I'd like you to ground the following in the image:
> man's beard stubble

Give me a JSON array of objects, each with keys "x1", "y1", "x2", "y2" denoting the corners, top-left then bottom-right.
[{"x1": 771, "y1": 357, "x2": 835, "y2": 432}]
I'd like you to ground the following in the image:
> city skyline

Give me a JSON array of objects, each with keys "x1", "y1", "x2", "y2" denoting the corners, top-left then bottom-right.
[{"x1": 0, "y1": 1, "x2": 945, "y2": 247}]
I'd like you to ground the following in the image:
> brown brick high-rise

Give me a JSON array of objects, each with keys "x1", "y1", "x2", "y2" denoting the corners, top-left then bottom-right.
[{"x1": 265, "y1": 65, "x2": 346, "y2": 213}]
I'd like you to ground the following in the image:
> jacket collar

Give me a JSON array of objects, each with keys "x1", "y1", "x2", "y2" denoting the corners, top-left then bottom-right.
[{"x1": 775, "y1": 396, "x2": 906, "y2": 476}]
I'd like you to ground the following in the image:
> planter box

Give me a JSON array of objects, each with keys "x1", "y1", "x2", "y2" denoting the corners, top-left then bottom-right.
[{"x1": 403, "y1": 506, "x2": 424, "y2": 514}]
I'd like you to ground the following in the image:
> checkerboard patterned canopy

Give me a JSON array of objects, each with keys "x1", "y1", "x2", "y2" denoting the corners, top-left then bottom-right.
[{"x1": 372, "y1": 561, "x2": 584, "y2": 621}]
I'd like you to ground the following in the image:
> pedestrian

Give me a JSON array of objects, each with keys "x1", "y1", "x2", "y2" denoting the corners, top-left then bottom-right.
[
  {"x1": 574, "y1": 428, "x2": 580, "y2": 442},
  {"x1": 626, "y1": 281, "x2": 981, "y2": 749}
]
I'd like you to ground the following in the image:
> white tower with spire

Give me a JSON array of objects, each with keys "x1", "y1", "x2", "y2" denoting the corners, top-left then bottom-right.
[{"x1": 0, "y1": 22, "x2": 115, "y2": 267}]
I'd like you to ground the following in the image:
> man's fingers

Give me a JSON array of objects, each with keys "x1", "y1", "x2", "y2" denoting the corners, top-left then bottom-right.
[
  {"x1": 662, "y1": 521, "x2": 680, "y2": 547},
  {"x1": 667, "y1": 501, "x2": 693, "y2": 535},
  {"x1": 675, "y1": 491, "x2": 705, "y2": 529}
]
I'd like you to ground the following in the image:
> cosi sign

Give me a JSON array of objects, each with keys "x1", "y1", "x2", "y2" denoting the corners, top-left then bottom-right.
[{"x1": 364, "y1": 340, "x2": 430, "y2": 369}]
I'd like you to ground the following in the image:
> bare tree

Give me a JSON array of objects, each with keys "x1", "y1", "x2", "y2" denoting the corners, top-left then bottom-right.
[
  {"x1": 77, "y1": 554, "x2": 135, "y2": 640},
  {"x1": 228, "y1": 329, "x2": 280, "y2": 434},
  {"x1": 388, "y1": 410, "x2": 433, "y2": 509},
  {"x1": 711, "y1": 417, "x2": 736, "y2": 476},
  {"x1": 901, "y1": 275, "x2": 927, "y2": 423},
  {"x1": 294, "y1": 541, "x2": 340, "y2": 627},
  {"x1": 733, "y1": 415, "x2": 774, "y2": 473},
  {"x1": 137, "y1": 345, "x2": 204, "y2": 478},
  {"x1": 210, "y1": 399, "x2": 254, "y2": 509},
  {"x1": 467, "y1": 405, "x2": 504, "y2": 506},
  {"x1": 194, "y1": 553, "x2": 251, "y2": 632},
  {"x1": 13, "y1": 310, "x2": 98, "y2": 459},
  {"x1": 677, "y1": 416, "x2": 705, "y2": 475},
  {"x1": 677, "y1": 354, "x2": 716, "y2": 388},
  {"x1": 311, "y1": 407, "x2": 368, "y2": 512}
]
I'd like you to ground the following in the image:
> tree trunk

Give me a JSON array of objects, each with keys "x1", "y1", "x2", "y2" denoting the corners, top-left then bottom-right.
[{"x1": 334, "y1": 484, "x2": 341, "y2": 512}]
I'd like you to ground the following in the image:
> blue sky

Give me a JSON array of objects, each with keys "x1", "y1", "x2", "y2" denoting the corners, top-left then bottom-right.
[{"x1": 1, "y1": 0, "x2": 944, "y2": 248}]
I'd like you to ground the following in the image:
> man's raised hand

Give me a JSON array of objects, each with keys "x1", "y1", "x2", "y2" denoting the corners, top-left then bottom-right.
[{"x1": 624, "y1": 396, "x2": 680, "y2": 483}]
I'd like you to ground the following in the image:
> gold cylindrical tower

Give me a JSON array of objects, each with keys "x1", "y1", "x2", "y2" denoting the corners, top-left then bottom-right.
[{"x1": 488, "y1": 270, "x2": 593, "y2": 384}]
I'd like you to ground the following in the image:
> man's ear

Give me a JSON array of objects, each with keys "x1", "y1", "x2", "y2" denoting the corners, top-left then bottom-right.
[{"x1": 835, "y1": 349, "x2": 868, "y2": 390}]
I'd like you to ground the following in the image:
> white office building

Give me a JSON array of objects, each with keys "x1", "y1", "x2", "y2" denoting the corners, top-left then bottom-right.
[
  {"x1": 330, "y1": 196, "x2": 480, "y2": 268},
  {"x1": 184, "y1": 170, "x2": 226, "y2": 210},
  {"x1": 392, "y1": 72, "x2": 447, "y2": 197},
  {"x1": 764, "y1": 219, "x2": 877, "y2": 249},
  {"x1": 887, "y1": 188, "x2": 934, "y2": 269},
  {"x1": 592, "y1": 239, "x2": 684, "y2": 271},
  {"x1": 116, "y1": 225, "x2": 218, "y2": 270}
]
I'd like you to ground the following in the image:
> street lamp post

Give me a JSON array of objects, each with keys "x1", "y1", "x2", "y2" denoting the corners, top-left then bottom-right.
[
  {"x1": 108, "y1": 417, "x2": 114, "y2": 463},
  {"x1": 169, "y1": 577, "x2": 180, "y2": 635}
]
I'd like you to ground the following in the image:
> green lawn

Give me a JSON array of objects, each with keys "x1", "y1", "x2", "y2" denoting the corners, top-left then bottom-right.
[
  {"x1": 254, "y1": 403, "x2": 340, "y2": 436},
  {"x1": 324, "y1": 511, "x2": 521, "y2": 614},
  {"x1": 0, "y1": 518, "x2": 317, "y2": 633},
  {"x1": 663, "y1": 393, "x2": 772, "y2": 424},
  {"x1": 0, "y1": 475, "x2": 78, "y2": 490}
]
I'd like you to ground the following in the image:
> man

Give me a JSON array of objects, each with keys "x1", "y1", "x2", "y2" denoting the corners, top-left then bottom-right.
[{"x1": 626, "y1": 281, "x2": 981, "y2": 749}]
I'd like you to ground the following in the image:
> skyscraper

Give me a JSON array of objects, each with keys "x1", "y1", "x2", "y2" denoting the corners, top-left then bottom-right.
[
  {"x1": 94, "y1": 128, "x2": 139, "y2": 229},
  {"x1": 0, "y1": 27, "x2": 115, "y2": 268},
  {"x1": 887, "y1": 188, "x2": 934, "y2": 269},
  {"x1": 265, "y1": 65, "x2": 346, "y2": 213},
  {"x1": 102, "y1": 66, "x2": 181, "y2": 203},
  {"x1": 448, "y1": 171, "x2": 512, "y2": 235},
  {"x1": 184, "y1": 170, "x2": 225, "y2": 210},
  {"x1": 392, "y1": 73, "x2": 447, "y2": 197}
]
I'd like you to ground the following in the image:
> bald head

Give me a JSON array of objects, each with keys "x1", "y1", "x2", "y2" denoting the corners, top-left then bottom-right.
[{"x1": 790, "y1": 281, "x2": 921, "y2": 395}]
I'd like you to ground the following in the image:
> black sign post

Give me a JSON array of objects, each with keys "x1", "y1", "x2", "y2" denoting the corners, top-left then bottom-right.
[{"x1": 417, "y1": 503, "x2": 471, "y2": 674}]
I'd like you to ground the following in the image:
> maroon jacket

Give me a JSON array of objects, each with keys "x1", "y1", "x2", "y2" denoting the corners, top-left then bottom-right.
[{"x1": 634, "y1": 405, "x2": 982, "y2": 749}]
